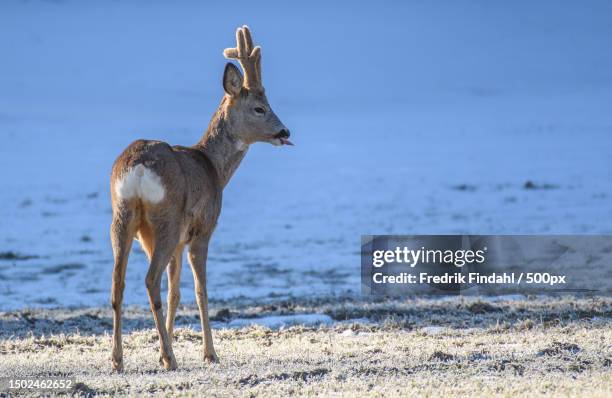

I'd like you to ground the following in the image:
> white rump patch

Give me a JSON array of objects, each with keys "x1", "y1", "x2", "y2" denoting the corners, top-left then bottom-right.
[{"x1": 115, "y1": 164, "x2": 165, "y2": 203}]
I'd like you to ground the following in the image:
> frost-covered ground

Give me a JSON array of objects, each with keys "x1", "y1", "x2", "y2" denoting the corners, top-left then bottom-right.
[
  {"x1": 0, "y1": 1, "x2": 611, "y2": 309},
  {"x1": 1, "y1": 297, "x2": 610, "y2": 396}
]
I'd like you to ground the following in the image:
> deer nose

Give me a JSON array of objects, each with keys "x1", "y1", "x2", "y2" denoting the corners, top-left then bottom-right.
[{"x1": 276, "y1": 129, "x2": 290, "y2": 138}]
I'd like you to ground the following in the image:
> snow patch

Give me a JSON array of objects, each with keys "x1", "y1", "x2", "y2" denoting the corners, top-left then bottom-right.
[
  {"x1": 226, "y1": 314, "x2": 334, "y2": 329},
  {"x1": 421, "y1": 326, "x2": 445, "y2": 335},
  {"x1": 486, "y1": 294, "x2": 528, "y2": 302}
]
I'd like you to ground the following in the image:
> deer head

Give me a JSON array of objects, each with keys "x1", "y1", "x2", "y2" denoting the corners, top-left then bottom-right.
[{"x1": 221, "y1": 26, "x2": 292, "y2": 146}]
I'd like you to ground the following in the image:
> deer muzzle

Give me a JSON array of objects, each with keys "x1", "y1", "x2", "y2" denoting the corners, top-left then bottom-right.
[{"x1": 273, "y1": 129, "x2": 293, "y2": 146}]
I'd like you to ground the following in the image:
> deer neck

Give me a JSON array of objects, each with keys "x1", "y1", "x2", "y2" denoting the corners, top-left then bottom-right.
[{"x1": 195, "y1": 99, "x2": 249, "y2": 188}]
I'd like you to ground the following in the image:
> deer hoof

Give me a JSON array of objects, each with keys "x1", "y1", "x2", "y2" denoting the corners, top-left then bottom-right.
[
  {"x1": 111, "y1": 359, "x2": 124, "y2": 373},
  {"x1": 161, "y1": 356, "x2": 178, "y2": 371},
  {"x1": 204, "y1": 352, "x2": 218, "y2": 363}
]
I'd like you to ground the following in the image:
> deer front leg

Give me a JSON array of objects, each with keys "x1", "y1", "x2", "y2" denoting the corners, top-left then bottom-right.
[{"x1": 188, "y1": 237, "x2": 218, "y2": 363}]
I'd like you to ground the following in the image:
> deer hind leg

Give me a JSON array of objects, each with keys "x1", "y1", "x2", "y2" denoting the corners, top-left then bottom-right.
[
  {"x1": 166, "y1": 245, "x2": 184, "y2": 338},
  {"x1": 188, "y1": 236, "x2": 218, "y2": 363},
  {"x1": 144, "y1": 220, "x2": 180, "y2": 370},
  {"x1": 110, "y1": 205, "x2": 138, "y2": 373}
]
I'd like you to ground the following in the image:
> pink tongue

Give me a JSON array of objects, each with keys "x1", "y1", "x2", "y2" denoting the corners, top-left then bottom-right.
[{"x1": 280, "y1": 137, "x2": 294, "y2": 146}]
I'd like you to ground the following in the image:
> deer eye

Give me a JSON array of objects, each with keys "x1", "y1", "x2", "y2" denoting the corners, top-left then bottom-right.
[{"x1": 254, "y1": 107, "x2": 265, "y2": 115}]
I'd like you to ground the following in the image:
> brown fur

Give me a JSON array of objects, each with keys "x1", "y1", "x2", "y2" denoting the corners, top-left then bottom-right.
[{"x1": 109, "y1": 26, "x2": 290, "y2": 372}]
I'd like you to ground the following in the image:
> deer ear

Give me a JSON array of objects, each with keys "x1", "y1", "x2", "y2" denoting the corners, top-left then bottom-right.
[{"x1": 223, "y1": 63, "x2": 243, "y2": 97}]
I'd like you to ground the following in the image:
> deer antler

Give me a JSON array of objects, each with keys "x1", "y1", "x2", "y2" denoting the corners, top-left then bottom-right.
[{"x1": 223, "y1": 25, "x2": 262, "y2": 90}]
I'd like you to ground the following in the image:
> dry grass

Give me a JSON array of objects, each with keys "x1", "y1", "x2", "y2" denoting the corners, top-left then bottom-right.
[{"x1": 1, "y1": 296, "x2": 611, "y2": 397}]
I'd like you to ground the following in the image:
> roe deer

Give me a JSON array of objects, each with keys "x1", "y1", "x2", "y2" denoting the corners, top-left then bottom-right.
[{"x1": 109, "y1": 26, "x2": 292, "y2": 372}]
